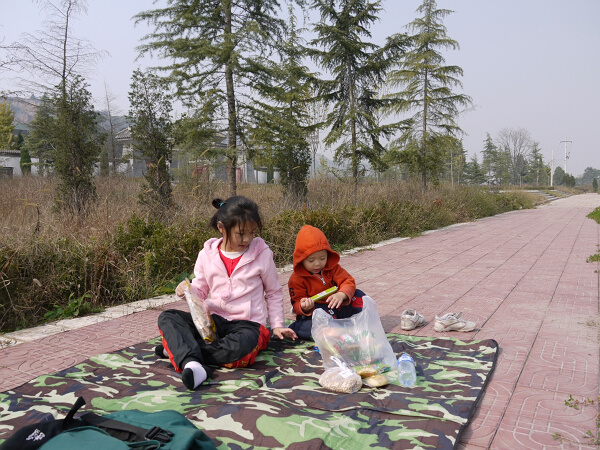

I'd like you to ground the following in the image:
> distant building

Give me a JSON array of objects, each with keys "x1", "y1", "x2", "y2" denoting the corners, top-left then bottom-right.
[
  {"x1": 115, "y1": 128, "x2": 275, "y2": 184},
  {"x1": 0, "y1": 149, "x2": 39, "y2": 177}
]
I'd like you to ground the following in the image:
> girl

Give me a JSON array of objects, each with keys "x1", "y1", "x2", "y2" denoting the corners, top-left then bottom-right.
[{"x1": 155, "y1": 196, "x2": 297, "y2": 390}]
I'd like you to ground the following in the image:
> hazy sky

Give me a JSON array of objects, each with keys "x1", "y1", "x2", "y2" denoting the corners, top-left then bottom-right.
[{"x1": 1, "y1": 0, "x2": 598, "y2": 176}]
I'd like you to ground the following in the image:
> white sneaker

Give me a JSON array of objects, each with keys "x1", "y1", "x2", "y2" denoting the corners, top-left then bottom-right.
[
  {"x1": 400, "y1": 309, "x2": 426, "y2": 331},
  {"x1": 433, "y1": 312, "x2": 476, "y2": 332}
]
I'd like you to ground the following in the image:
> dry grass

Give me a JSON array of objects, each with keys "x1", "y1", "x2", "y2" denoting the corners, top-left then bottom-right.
[
  {"x1": 0, "y1": 176, "x2": 436, "y2": 249},
  {"x1": 1, "y1": 175, "x2": 535, "y2": 331}
]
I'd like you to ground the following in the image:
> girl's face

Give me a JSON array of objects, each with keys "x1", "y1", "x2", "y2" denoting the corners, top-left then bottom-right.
[{"x1": 218, "y1": 221, "x2": 258, "y2": 253}]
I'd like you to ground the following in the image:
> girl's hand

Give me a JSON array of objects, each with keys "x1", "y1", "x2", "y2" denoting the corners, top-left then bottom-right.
[
  {"x1": 272, "y1": 327, "x2": 297, "y2": 341},
  {"x1": 326, "y1": 292, "x2": 347, "y2": 310},
  {"x1": 300, "y1": 297, "x2": 314, "y2": 313},
  {"x1": 175, "y1": 280, "x2": 187, "y2": 298}
]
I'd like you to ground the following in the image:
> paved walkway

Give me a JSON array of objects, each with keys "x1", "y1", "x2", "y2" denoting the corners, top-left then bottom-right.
[{"x1": 1, "y1": 193, "x2": 599, "y2": 449}]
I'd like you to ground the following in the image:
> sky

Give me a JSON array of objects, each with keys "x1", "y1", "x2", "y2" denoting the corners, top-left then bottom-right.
[{"x1": 1, "y1": 0, "x2": 598, "y2": 177}]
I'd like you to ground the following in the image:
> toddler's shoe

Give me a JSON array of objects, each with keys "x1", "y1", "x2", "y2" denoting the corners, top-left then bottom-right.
[
  {"x1": 400, "y1": 309, "x2": 426, "y2": 330},
  {"x1": 433, "y1": 312, "x2": 476, "y2": 332}
]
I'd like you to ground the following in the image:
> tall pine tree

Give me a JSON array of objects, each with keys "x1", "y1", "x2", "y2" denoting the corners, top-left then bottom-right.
[
  {"x1": 385, "y1": 0, "x2": 471, "y2": 188},
  {"x1": 135, "y1": 0, "x2": 305, "y2": 197},
  {"x1": 248, "y1": 6, "x2": 314, "y2": 199},
  {"x1": 128, "y1": 69, "x2": 174, "y2": 215},
  {"x1": 309, "y1": 0, "x2": 406, "y2": 192}
]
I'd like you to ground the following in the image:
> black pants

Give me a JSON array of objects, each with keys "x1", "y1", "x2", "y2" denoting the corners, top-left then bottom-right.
[
  {"x1": 289, "y1": 289, "x2": 365, "y2": 340},
  {"x1": 158, "y1": 309, "x2": 261, "y2": 370}
]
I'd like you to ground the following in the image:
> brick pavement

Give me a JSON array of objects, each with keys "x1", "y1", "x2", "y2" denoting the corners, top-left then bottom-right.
[{"x1": 1, "y1": 193, "x2": 599, "y2": 449}]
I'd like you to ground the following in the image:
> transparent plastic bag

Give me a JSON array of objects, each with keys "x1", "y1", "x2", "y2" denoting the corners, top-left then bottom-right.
[
  {"x1": 183, "y1": 280, "x2": 217, "y2": 343},
  {"x1": 318, "y1": 356, "x2": 362, "y2": 393},
  {"x1": 311, "y1": 296, "x2": 396, "y2": 372}
]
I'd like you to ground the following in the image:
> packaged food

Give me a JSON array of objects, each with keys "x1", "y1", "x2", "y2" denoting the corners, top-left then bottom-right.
[
  {"x1": 319, "y1": 356, "x2": 362, "y2": 393},
  {"x1": 364, "y1": 374, "x2": 389, "y2": 388},
  {"x1": 183, "y1": 280, "x2": 217, "y2": 343}
]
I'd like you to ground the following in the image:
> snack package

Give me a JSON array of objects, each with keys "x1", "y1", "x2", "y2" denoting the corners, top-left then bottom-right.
[
  {"x1": 363, "y1": 373, "x2": 390, "y2": 388},
  {"x1": 311, "y1": 296, "x2": 397, "y2": 371},
  {"x1": 319, "y1": 356, "x2": 362, "y2": 393},
  {"x1": 183, "y1": 280, "x2": 217, "y2": 343}
]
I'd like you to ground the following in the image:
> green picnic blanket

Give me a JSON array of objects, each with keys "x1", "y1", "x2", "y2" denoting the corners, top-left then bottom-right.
[{"x1": 0, "y1": 334, "x2": 497, "y2": 449}]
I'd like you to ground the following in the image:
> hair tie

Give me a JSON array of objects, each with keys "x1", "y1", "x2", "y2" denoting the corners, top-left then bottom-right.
[{"x1": 219, "y1": 202, "x2": 226, "y2": 208}]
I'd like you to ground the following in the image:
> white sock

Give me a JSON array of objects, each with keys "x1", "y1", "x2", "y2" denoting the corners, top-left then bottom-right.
[{"x1": 183, "y1": 361, "x2": 207, "y2": 389}]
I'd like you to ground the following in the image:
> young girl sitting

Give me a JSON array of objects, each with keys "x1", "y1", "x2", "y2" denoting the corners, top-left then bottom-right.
[{"x1": 155, "y1": 196, "x2": 297, "y2": 390}]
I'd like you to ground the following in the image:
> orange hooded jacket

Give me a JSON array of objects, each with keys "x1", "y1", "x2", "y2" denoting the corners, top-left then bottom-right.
[{"x1": 288, "y1": 225, "x2": 356, "y2": 316}]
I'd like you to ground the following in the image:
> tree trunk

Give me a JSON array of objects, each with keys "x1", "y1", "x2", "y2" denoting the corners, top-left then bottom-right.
[{"x1": 223, "y1": 0, "x2": 237, "y2": 197}]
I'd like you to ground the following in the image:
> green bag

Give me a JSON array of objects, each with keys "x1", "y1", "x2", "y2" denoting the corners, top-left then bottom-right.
[{"x1": 35, "y1": 399, "x2": 216, "y2": 450}]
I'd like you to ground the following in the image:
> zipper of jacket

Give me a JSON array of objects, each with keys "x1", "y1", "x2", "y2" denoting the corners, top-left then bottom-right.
[{"x1": 313, "y1": 273, "x2": 326, "y2": 285}]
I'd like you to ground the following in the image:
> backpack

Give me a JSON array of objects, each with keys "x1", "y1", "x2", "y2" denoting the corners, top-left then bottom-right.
[{"x1": 0, "y1": 397, "x2": 216, "y2": 450}]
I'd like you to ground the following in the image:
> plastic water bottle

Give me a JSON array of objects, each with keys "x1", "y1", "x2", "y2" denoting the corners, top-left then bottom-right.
[{"x1": 397, "y1": 353, "x2": 417, "y2": 387}]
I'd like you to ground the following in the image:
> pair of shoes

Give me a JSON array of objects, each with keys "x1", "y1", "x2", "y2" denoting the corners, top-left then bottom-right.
[
  {"x1": 401, "y1": 309, "x2": 426, "y2": 330},
  {"x1": 433, "y1": 312, "x2": 476, "y2": 332}
]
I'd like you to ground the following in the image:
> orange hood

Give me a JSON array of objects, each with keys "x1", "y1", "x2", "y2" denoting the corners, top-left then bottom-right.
[{"x1": 292, "y1": 225, "x2": 340, "y2": 272}]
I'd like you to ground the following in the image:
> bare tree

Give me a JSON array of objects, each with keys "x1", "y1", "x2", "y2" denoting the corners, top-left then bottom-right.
[
  {"x1": 305, "y1": 92, "x2": 327, "y2": 178},
  {"x1": 7, "y1": 0, "x2": 106, "y2": 95},
  {"x1": 101, "y1": 82, "x2": 125, "y2": 175},
  {"x1": 496, "y1": 127, "x2": 533, "y2": 185}
]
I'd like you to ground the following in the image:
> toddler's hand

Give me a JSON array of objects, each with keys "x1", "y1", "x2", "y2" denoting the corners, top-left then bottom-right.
[
  {"x1": 326, "y1": 292, "x2": 347, "y2": 310},
  {"x1": 175, "y1": 280, "x2": 187, "y2": 298},
  {"x1": 300, "y1": 297, "x2": 314, "y2": 313},
  {"x1": 272, "y1": 327, "x2": 297, "y2": 341}
]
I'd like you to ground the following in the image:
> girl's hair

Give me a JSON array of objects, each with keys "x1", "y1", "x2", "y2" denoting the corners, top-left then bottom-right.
[{"x1": 209, "y1": 196, "x2": 263, "y2": 242}]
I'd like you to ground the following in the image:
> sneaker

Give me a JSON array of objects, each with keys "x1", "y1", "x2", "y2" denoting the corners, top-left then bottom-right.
[
  {"x1": 433, "y1": 312, "x2": 476, "y2": 332},
  {"x1": 401, "y1": 309, "x2": 426, "y2": 330}
]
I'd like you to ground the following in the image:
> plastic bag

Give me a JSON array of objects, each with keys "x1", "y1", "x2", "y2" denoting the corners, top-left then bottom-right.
[
  {"x1": 318, "y1": 356, "x2": 362, "y2": 393},
  {"x1": 311, "y1": 295, "x2": 396, "y2": 372},
  {"x1": 183, "y1": 280, "x2": 217, "y2": 343}
]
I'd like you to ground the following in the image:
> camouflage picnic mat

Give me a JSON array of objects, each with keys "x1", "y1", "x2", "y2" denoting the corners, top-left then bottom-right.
[{"x1": 0, "y1": 334, "x2": 497, "y2": 449}]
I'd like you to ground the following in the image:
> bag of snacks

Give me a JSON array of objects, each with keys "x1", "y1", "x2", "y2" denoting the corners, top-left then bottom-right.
[
  {"x1": 312, "y1": 296, "x2": 396, "y2": 373},
  {"x1": 183, "y1": 280, "x2": 217, "y2": 343},
  {"x1": 318, "y1": 356, "x2": 362, "y2": 393}
]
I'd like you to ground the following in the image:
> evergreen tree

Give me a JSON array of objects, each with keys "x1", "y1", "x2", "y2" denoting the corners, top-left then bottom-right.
[
  {"x1": 18, "y1": 134, "x2": 32, "y2": 175},
  {"x1": 385, "y1": 0, "x2": 472, "y2": 189},
  {"x1": 248, "y1": 7, "x2": 313, "y2": 199},
  {"x1": 135, "y1": 0, "x2": 304, "y2": 197},
  {"x1": 524, "y1": 141, "x2": 546, "y2": 186},
  {"x1": 22, "y1": 96, "x2": 54, "y2": 175},
  {"x1": 309, "y1": 0, "x2": 405, "y2": 191},
  {"x1": 553, "y1": 166, "x2": 565, "y2": 186},
  {"x1": 463, "y1": 153, "x2": 485, "y2": 185},
  {"x1": 128, "y1": 69, "x2": 174, "y2": 215},
  {"x1": 592, "y1": 178, "x2": 598, "y2": 193},
  {"x1": 0, "y1": 99, "x2": 15, "y2": 148},
  {"x1": 51, "y1": 76, "x2": 103, "y2": 214},
  {"x1": 481, "y1": 133, "x2": 497, "y2": 185}
]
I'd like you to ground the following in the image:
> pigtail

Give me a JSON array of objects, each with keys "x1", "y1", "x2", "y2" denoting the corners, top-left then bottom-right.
[{"x1": 212, "y1": 198, "x2": 225, "y2": 209}]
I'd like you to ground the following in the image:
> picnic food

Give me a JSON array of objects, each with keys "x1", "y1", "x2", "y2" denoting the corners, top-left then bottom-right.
[
  {"x1": 319, "y1": 366, "x2": 362, "y2": 393},
  {"x1": 364, "y1": 374, "x2": 389, "y2": 388},
  {"x1": 356, "y1": 366, "x2": 378, "y2": 378},
  {"x1": 183, "y1": 281, "x2": 217, "y2": 343}
]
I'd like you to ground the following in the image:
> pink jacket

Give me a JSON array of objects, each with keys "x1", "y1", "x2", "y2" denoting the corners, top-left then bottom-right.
[{"x1": 189, "y1": 237, "x2": 286, "y2": 329}]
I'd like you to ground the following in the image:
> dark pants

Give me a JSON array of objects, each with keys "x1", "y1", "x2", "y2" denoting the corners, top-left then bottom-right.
[
  {"x1": 158, "y1": 309, "x2": 264, "y2": 371},
  {"x1": 289, "y1": 289, "x2": 365, "y2": 340}
]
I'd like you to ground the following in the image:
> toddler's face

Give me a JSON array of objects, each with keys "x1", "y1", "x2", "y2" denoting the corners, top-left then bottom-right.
[
  {"x1": 219, "y1": 220, "x2": 257, "y2": 252},
  {"x1": 302, "y1": 250, "x2": 328, "y2": 274}
]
